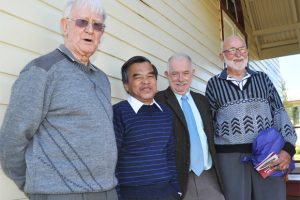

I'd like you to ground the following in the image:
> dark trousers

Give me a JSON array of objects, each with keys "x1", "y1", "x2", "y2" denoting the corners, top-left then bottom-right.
[{"x1": 119, "y1": 182, "x2": 180, "y2": 200}]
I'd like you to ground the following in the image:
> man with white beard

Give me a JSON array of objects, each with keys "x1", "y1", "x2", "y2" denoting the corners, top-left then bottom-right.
[{"x1": 205, "y1": 35, "x2": 297, "y2": 200}]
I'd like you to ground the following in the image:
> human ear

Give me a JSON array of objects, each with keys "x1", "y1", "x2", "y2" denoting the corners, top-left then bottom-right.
[
  {"x1": 219, "y1": 53, "x2": 225, "y2": 61},
  {"x1": 164, "y1": 71, "x2": 169, "y2": 77},
  {"x1": 124, "y1": 84, "x2": 129, "y2": 94},
  {"x1": 60, "y1": 18, "x2": 68, "y2": 37}
]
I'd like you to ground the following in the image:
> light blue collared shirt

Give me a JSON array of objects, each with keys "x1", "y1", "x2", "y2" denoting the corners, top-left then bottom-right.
[
  {"x1": 174, "y1": 91, "x2": 212, "y2": 171},
  {"x1": 127, "y1": 95, "x2": 163, "y2": 114}
]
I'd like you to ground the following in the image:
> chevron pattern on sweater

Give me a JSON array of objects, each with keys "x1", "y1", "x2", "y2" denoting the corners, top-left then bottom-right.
[{"x1": 231, "y1": 118, "x2": 241, "y2": 135}]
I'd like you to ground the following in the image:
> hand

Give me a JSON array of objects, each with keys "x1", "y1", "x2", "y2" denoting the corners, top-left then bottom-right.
[{"x1": 269, "y1": 150, "x2": 291, "y2": 171}]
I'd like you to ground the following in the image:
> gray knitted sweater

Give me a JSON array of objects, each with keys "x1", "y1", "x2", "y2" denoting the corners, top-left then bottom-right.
[{"x1": 0, "y1": 45, "x2": 118, "y2": 194}]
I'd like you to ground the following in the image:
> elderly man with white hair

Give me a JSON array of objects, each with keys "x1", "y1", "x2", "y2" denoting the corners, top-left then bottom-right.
[
  {"x1": 0, "y1": 0, "x2": 118, "y2": 199},
  {"x1": 155, "y1": 53, "x2": 224, "y2": 200},
  {"x1": 205, "y1": 35, "x2": 297, "y2": 200}
]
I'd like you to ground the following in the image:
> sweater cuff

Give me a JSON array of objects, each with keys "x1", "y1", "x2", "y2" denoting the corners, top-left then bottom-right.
[{"x1": 282, "y1": 142, "x2": 296, "y2": 157}]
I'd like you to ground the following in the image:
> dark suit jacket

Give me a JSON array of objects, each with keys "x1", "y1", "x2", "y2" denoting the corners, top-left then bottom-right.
[{"x1": 155, "y1": 87, "x2": 223, "y2": 197}]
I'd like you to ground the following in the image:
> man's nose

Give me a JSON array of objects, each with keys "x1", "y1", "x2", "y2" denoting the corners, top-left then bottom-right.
[
  {"x1": 85, "y1": 23, "x2": 94, "y2": 33},
  {"x1": 142, "y1": 77, "x2": 150, "y2": 84},
  {"x1": 235, "y1": 50, "x2": 242, "y2": 57},
  {"x1": 178, "y1": 73, "x2": 184, "y2": 81}
]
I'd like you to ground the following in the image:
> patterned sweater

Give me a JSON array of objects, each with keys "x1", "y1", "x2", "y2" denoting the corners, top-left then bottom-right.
[
  {"x1": 113, "y1": 101, "x2": 179, "y2": 192},
  {"x1": 205, "y1": 68, "x2": 297, "y2": 155}
]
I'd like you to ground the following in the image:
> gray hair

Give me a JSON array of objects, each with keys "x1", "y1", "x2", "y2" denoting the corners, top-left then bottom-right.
[
  {"x1": 167, "y1": 53, "x2": 192, "y2": 70},
  {"x1": 63, "y1": 0, "x2": 106, "y2": 21}
]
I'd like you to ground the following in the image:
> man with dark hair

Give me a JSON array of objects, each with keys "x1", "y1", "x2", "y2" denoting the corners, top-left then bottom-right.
[{"x1": 113, "y1": 56, "x2": 181, "y2": 200}]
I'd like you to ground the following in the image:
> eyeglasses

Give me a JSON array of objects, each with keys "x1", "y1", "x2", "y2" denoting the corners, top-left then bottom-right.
[
  {"x1": 67, "y1": 18, "x2": 106, "y2": 32},
  {"x1": 222, "y1": 46, "x2": 248, "y2": 55}
]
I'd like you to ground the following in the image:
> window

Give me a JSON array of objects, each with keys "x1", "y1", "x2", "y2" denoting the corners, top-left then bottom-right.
[{"x1": 221, "y1": 0, "x2": 245, "y2": 31}]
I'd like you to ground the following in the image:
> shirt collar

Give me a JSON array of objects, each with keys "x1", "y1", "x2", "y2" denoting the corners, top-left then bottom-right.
[
  {"x1": 127, "y1": 95, "x2": 163, "y2": 114},
  {"x1": 218, "y1": 67, "x2": 257, "y2": 80},
  {"x1": 227, "y1": 72, "x2": 251, "y2": 81},
  {"x1": 174, "y1": 90, "x2": 191, "y2": 102},
  {"x1": 57, "y1": 44, "x2": 97, "y2": 72}
]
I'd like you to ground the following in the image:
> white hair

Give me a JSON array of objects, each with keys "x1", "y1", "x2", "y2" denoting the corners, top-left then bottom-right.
[
  {"x1": 63, "y1": 0, "x2": 106, "y2": 21},
  {"x1": 167, "y1": 53, "x2": 192, "y2": 70}
]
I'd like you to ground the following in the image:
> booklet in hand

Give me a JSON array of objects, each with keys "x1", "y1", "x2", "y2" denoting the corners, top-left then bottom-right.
[{"x1": 254, "y1": 152, "x2": 278, "y2": 179}]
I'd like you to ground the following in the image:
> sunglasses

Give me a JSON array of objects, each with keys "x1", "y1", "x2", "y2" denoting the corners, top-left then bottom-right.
[{"x1": 67, "y1": 18, "x2": 106, "y2": 32}]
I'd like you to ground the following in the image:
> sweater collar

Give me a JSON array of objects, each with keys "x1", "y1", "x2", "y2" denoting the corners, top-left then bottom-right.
[
  {"x1": 57, "y1": 44, "x2": 97, "y2": 72},
  {"x1": 218, "y1": 67, "x2": 257, "y2": 80}
]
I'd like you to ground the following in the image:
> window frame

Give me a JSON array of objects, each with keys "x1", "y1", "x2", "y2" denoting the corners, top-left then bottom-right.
[{"x1": 220, "y1": 0, "x2": 246, "y2": 36}]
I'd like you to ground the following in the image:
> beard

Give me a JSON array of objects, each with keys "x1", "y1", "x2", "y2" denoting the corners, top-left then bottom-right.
[{"x1": 224, "y1": 56, "x2": 248, "y2": 71}]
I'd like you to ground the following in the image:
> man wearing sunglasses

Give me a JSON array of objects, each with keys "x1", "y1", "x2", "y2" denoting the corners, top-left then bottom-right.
[
  {"x1": 205, "y1": 35, "x2": 297, "y2": 200},
  {"x1": 0, "y1": 0, "x2": 118, "y2": 200}
]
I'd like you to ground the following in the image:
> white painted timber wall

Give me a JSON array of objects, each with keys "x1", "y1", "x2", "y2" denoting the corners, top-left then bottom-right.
[{"x1": 0, "y1": 0, "x2": 222, "y2": 199}]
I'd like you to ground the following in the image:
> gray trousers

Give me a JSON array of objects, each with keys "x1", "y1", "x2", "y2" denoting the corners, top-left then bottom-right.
[
  {"x1": 217, "y1": 153, "x2": 286, "y2": 200},
  {"x1": 28, "y1": 188, "x2": 118, "y2": 200},
  {"x1": 183, "y1": 168, "x2": 225, "y2": 200}
]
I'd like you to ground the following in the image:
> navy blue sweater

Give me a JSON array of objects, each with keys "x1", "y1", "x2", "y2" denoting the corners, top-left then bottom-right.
[{"x1": 113, "y1": 101, "x2": 179, "y2": 192}]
